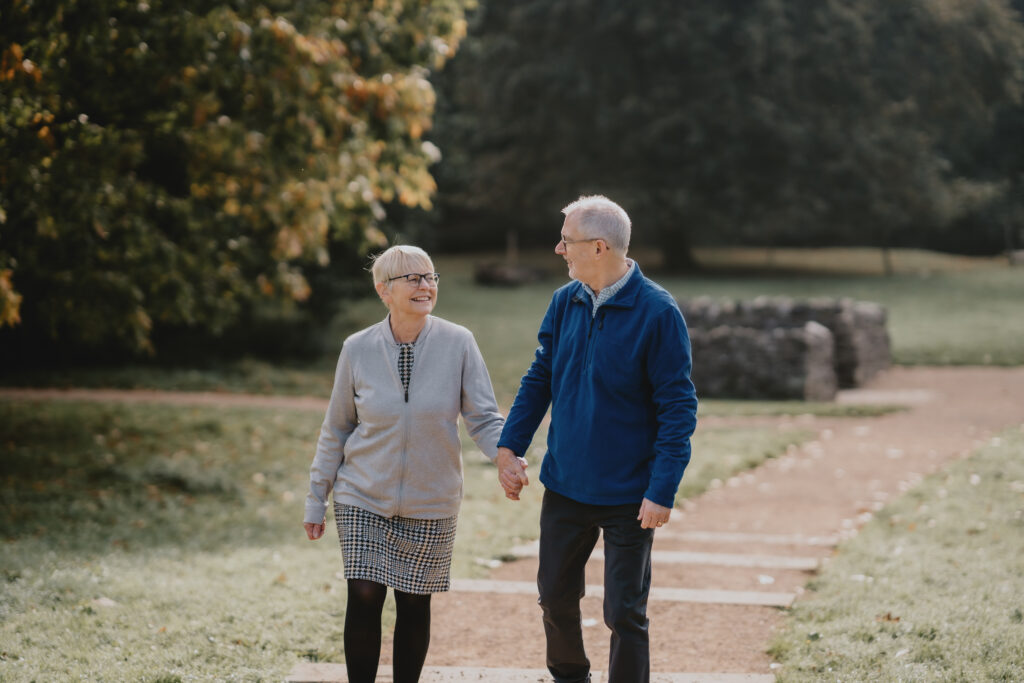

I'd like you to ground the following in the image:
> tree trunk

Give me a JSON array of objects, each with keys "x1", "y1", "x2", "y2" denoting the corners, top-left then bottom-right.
[
  {"x1": 658, "y1": 229, "x2": 700, "y2": 272},
  {"x1": 879, "y1": 223, "x2": 894, "y2": 276},
  {"x1": 1004, "y1": 206, "x2": 1020, "y2": 267},
  {"x1": 881, "y1": 246, "x2": 894, "y2": 276},
  {"x1": 505, "y1": 229, "x2": 519, "y2": 265}
]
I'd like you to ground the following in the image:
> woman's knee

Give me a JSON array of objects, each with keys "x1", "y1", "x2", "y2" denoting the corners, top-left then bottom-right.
[
  {"x1": 347, "y1": 579, "x2": 388, "y2": 609},
  {"x1": 394, "y1": 589, "x2": 431, "y2": 610}
]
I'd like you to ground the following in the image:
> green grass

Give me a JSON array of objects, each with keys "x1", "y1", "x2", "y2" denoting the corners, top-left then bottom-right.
[
  {"x1": 769, "y1": 424, "x2": 1024, "y2": 682},
  {"x1": 4, "y1": 248, "x2": 1021, "y2": 401},
  {"x1": 677, "y1": 426, "x2": 812, "y2": 501},
  {"x1": 0, "y1": 400, "x2": 337, "y2": 681},
  {"x1": 0, "y1": 356, "x2": 340, "y2": 397},
  {"x1": 0, "y1": 399, "x2": 807, "y2": 681}
]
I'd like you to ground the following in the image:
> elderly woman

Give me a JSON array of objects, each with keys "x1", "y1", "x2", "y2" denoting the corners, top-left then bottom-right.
[{"x1": 303, "y1": 245, "x2": 505, "y2": 683}]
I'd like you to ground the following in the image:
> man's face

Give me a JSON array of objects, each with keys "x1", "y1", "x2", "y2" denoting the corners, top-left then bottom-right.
[{"x1": 555, "y1": 214, "x2": 596, "y2": 283}]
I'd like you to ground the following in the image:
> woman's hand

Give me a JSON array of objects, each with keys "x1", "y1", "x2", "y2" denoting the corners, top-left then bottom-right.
[{"x1": 304, "y1": 521, "x2": 325, "y2": 540}]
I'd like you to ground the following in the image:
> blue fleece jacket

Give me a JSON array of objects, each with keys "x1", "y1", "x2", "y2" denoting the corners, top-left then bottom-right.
[{"x1": 497, "y1": 264, "x2": 698, "y2": 508}]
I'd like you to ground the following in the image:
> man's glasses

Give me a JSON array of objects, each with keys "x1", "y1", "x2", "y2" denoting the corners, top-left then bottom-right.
[
  {"x1": 387, "y1": 272, "x2": 440, "y2": 286},
  {"x1": 559, "y1": 235, "x2": 600, "y2": 246}
]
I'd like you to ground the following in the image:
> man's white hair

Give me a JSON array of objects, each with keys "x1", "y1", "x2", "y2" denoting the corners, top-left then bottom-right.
[{"x1": 562, "y1": 195, "x2": 631, "y2": 255}]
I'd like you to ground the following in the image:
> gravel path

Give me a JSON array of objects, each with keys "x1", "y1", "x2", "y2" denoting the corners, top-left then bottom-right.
[{"x1": 424, "y1": 366, "x2": 1024, "y2": 678}]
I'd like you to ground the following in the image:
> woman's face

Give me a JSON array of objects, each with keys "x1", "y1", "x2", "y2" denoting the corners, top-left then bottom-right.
[{"x1": 377, "y1": 264, "x2": 438, "y2": 319}]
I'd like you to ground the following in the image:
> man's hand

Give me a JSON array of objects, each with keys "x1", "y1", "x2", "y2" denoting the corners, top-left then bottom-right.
[
  {"x1": 496, "y1": 447, "x2": 529, "y2": 501},
  {"x1": 304, "y1": 521, "x2": 325, "y2": 540},
  {"x1": 637, "y1": 498, "x2": 671, "y2": 529}
]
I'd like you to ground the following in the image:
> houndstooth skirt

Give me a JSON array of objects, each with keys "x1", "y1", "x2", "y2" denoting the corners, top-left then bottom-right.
[{"x1": 334, "y1": 502, "x2": 458, "y2": 594}]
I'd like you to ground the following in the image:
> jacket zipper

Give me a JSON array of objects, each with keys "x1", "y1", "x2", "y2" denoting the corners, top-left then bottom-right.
[
  {"x1": 584, "y1": 314, "x2": 596, "y2": 375},
  {"x1": 584, "y1": 307, "x2": 609, "y2": 375}
]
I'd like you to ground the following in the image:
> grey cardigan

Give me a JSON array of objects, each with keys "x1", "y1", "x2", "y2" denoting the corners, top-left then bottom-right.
[{"x1": 304, "y1": 315, "x2": 505, "y2": 522}]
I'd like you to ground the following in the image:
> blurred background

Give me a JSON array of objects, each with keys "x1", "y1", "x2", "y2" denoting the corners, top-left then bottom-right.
[
  {"x1": 2, "y1": 0, "x2": 1023, "y2": 377},
  {"x1": 3, "y1": 5, "x2": 1024, "y2": 680}
]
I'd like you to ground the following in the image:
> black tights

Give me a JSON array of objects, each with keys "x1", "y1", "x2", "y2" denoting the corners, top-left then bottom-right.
[{"x1": 344, "y1": 579, "x2": 432, "y2": 683}]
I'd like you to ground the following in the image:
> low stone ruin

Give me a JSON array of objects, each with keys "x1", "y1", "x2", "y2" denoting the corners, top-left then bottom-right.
[{"x1": 677, "y1": 297, "x2": 891, "y2": 401}]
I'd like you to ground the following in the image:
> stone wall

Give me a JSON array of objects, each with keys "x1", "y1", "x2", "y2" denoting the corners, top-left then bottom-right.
[
  {"x1": 689, "y1": 322, "x2": 838, "y2": 400},
  {"x1": 678, "y1": 296, "x2": 891, "y2": 400}
]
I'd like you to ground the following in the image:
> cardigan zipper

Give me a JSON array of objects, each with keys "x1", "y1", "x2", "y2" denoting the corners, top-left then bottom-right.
[
  {"x1": 395, "y1": 342, "x2": 411, "y2": 511},
  {"x1": 396, "y1": 397, "x2": 411, "y2": 516}
]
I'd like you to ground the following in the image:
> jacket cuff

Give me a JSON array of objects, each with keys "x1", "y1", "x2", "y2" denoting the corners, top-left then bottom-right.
[
  {"x1": 496, "y1": 437, "x2": 527, "y2": 458},
  {"x1": 643, "y1": 487, "x2": 677, "y2": 509},
  {"x1": 304, "y1": 502, "x2": 328, "y2": 525}
]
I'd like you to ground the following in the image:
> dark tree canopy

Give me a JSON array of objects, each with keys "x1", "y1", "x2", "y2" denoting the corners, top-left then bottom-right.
[{"x1": 433, "y1": 0, "x2": 1024, "y2": 266}]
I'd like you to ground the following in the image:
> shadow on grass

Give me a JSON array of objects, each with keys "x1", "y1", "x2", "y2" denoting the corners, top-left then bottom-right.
[{"x1": 0, "y1": 399, "x2": 321, "y2": 566}]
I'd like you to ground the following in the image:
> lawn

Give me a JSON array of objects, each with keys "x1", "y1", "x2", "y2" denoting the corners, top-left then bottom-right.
[
  {"x1": 0, "y1": 399, "x2": 806, "y2": 681},
  {"x1": 4, "y1": 248, "x2": 1021, "y2": 401},
  {"x1": 769, "y1": 424, "x2": 1024, "y2": 682}
]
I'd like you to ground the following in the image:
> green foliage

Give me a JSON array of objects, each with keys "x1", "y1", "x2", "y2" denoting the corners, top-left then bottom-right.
[
  {"x1": 771, "y1": 426, "x2": 1024, "y2": 681},
  {"x1": 0, "y1": 0, "x2": 472, "y2": 353},
  {"x1": 434, "y1": 0, "x2": 1024, "y2": 264}
]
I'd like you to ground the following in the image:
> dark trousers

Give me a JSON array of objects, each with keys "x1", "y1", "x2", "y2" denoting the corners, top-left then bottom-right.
[{"x1": 537, "y1": 489, "x2": 655, "y2": 683}]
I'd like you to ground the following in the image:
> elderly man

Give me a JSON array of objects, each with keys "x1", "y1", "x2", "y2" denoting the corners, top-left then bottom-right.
[{"x1": 496, "y1": 195, "x2": 698, "y2": 683}]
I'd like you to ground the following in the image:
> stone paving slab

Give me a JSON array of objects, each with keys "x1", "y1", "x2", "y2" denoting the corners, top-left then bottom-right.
[
  {"x1": 286, "y1": 662, "x2": 775, "y2": 682},
  {"x1": 656, "y1": 530, "x2": 839, "y2": 547},
  {"x1": 509, "y1": 543, "x2": 818, "y2": 570},
  {"x1": 451, "y1": 578, "x2": 795, "y2": 607},
  {"x1": 835, "y1": 387, "x2": 935, "y2": 405}
]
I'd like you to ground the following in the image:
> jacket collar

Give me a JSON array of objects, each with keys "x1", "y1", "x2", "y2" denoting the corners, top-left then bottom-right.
[
  {"x1": 570, "y1": 261, "x2": 644, "y2": 309},
  {"x1": 378, "y1": 314, "x2": 434, "y2": 346}
]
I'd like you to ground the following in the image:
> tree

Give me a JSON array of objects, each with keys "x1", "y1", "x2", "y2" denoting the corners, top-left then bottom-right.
[
  {"x1": 432, "y1": 0, "x2": 1024, "y2": 269},
  {"x1": 0, "y1": 0, "x2": 471, "y2": 355}
]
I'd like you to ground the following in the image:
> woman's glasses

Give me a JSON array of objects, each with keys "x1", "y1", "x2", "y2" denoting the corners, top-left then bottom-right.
[{"x1": 387, "y1": 272, "x2": 440, "y2": 286}]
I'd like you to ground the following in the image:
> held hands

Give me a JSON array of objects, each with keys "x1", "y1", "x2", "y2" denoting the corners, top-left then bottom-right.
[
  {"x1": 637, "y1": 498, "x2": 671, "y2": 529},
  {"x1": 496, "y1": 447, "x2": 529, "y2": 501},
  {"x1": 304, "y1": 521, "x2": 325, "y2": 540}
]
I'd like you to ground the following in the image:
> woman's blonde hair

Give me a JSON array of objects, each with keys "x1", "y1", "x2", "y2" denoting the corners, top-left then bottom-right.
[{"x1": 370, "y1": 245, "x2": 435, "y2": 285}]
